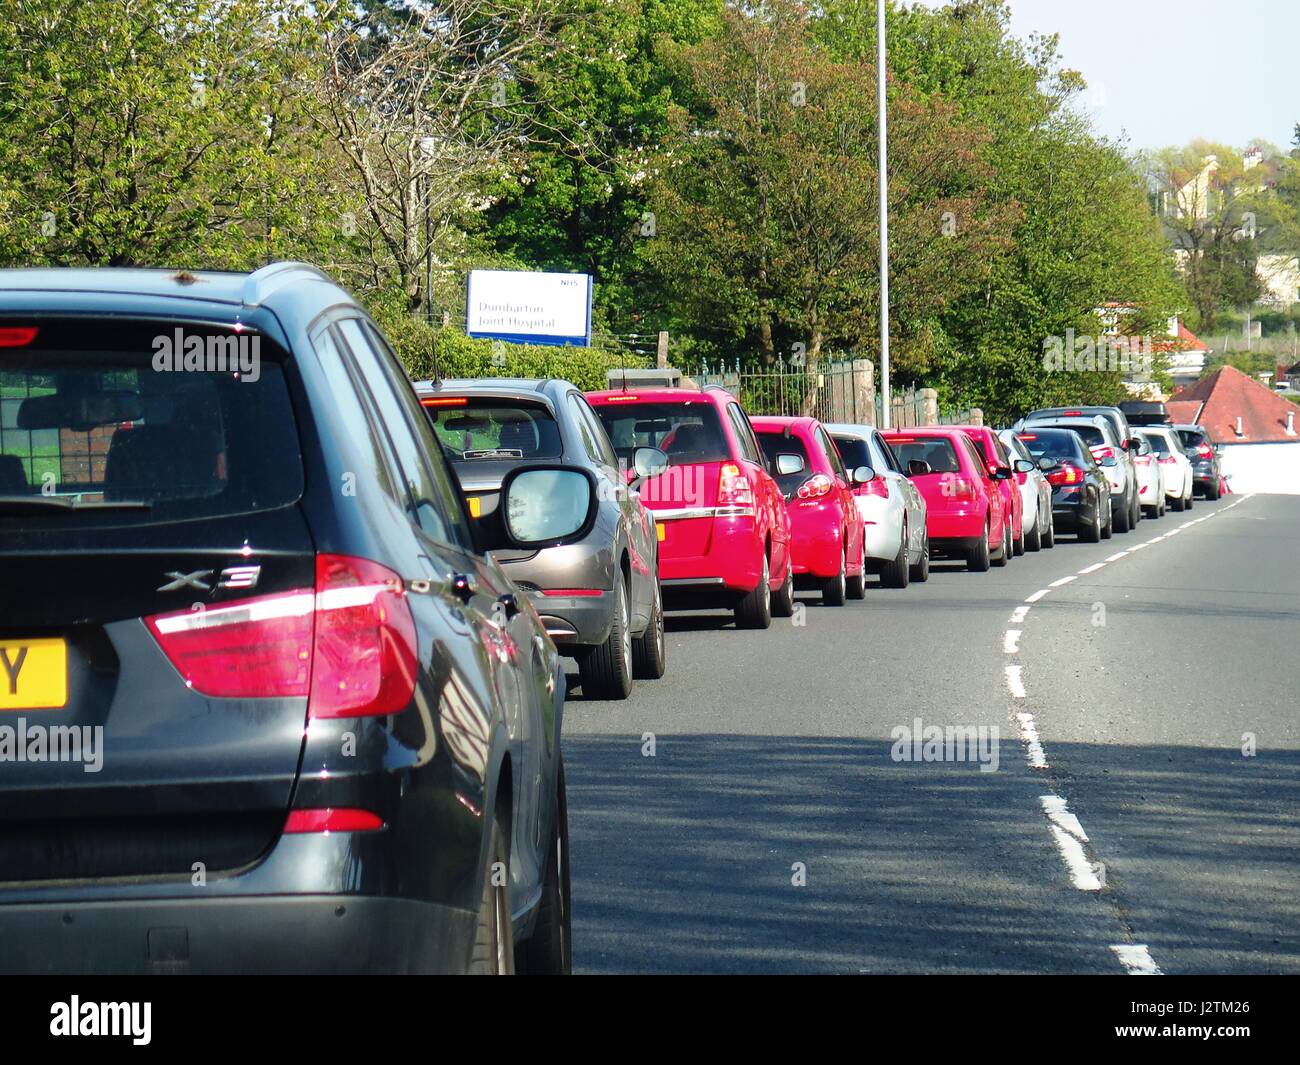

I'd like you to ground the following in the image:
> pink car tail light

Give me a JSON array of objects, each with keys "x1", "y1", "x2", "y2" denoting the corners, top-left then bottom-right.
[
  {"x1": 796, "y1": 474, "x2": 834, "y2": 500},
  {"x1": 718, "y1": 462, "x2": 755, "y2": 507}
]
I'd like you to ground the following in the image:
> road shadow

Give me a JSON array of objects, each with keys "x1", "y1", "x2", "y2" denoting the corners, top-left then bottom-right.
[{"x1": 561, "y1": 733, "x2": 1300, "y2": 974}]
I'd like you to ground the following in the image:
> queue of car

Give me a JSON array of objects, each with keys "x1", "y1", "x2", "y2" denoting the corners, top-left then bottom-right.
[{"x1": 0, "y1": 262, "x2": 1227, "y2": 976}]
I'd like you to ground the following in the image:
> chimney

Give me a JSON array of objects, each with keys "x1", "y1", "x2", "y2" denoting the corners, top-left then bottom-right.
[
  {"x1": 1235, "y1": 415, "x2": 1244, "y2": 437},
  {"x1": 1288, "y1": 410, "x2": 1296, "y2": 436}
]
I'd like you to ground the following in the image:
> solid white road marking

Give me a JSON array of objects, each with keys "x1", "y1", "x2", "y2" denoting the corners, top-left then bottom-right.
[
  {"x1": 1005, "y1": 665, "x2": 1026, "y2": 699},
  {"x1": 1049, "y1": 575, "x2": 1077, "y2": 587},
  {"x1": 1077, "y1": 563, "x2": 1105, "y2": 575},
  {"x1": 1111, "y1": 944, "x2": 1163, "y2": 975},
  {"x1": 1004, "y1": 629, "x2": 1021, "y2": 654}
]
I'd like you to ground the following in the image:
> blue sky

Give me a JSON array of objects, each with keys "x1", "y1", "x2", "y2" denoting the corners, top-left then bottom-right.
[{"x1": 917, "y1": 0, "x2": 1299, "y2": 152}]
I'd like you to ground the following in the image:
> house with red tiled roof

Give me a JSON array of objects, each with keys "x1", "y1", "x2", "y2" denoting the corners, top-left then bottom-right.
[{"x1": 1170, "y1": 365, "x2": 1300, "y2": 493}]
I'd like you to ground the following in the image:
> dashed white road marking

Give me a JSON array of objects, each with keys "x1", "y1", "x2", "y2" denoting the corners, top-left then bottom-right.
[
  {"x1": 1003, "y1": 629, "x2": 1021, "y2": 654},
  {"x1": 1047, "y1": 823, "x2": 1104, "y2": 891},
  {"x1": 1105, "y1": 551, "x2": 1129, "y2": 562},
  {"x1": 1041, "y1": 794, "x2": 1089, "y2": 841},
  {"x1": 1025, "y1": 588, "x2": 1050, "y2": 603},
  {"x1": 1130, "y1": 541, "x2": 1150, "y2": 551},
  {"x1": 1111, "y1": 944, "x2": 1163, "y2": 975},
  {"x1": 1015, "y1": 711, "x2": 1047, "y2": 768},
  {"x1": 1077, "y1": 562, "x2": 1105, "y2": 575},
  {"x1": 1004, "y1": 665, "x2": 1026, "y2": 699},
  {"x1": 1049, "y1": 574, "x2": 1077, "y2": 587},
  {"x1": 1145, "y1": 535, "x2": 1165, "y2": 544},
  {"x1": 1009, "y1": 606, "x2": 1030, "y2": 624}
]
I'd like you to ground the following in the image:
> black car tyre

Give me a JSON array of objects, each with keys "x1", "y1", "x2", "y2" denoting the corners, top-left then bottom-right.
[
  {"x1": 1082, "y1": 494, "x2": 1102, "y2": 542},
  {"x1": 772, "y1": 555, "x2": 796, "y2": 617},
  {"x1": 735, "y1": 551, "x2": 773, "y2": 629},
  {"x1": 910, "y1": 530, "x2": 931, "y2": 581},
  {"x1": 1042, "y1": 508, "x2": 1056, "y2": 548},
  {"x1": 632, "y1": 579, "x2": 667, "y2": 678},
  {"x1": 517, "y1": 758, "x2": 572, "y2": 975},
  {"x1": 579, "y1": 577, "x2": 633, "y2": 699},
  {"x1": 1026, "y1": 508, "x2": 1043, "y2": 552},
  {"x1": 1113, "y1": 494, "x2": 1131, "y2": 533},
  {"x1": 847, "y1": 536, "x2": 869, "y2": 599},
  {"x1": 881, "y1": 523, "x2": 909, "y2": 588},
  {"x1": 823, "y1": 548, "x2": 847, "y2": 605},
  {"x1": 967, "y1": 517, "x2": 991, "y2": 572},
  {"x1": 470, "y1": 812, "x2": 515, "y2": 975},
  {"x1": 992, "y1": 519, "x2": 1011, "y2": 567}
]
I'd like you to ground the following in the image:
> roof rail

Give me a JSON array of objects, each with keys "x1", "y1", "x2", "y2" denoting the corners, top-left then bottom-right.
[{"x1": 240, "y1": 261, "x2": 333, "y2": 308}]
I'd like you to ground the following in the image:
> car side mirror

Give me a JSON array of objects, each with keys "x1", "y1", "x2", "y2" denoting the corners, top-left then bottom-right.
[
  {"x1": 1014, "y1": 459, "x2": 1036, "y2": 474},
  {"x1": 776, "y1": 453, "x2": 805, "y2": 476},
  {"x1": 633, "y1": 446, "x2": 669, "y2": 481},
  {"x1": 906, "y1": 459, "x2": 931, "y2": 477},
  {"x1": 1127, "y1": 437, "x2": 1143, "y2": 451},
  {"x1": 1037, "y1": 456, "x2": 1057, "y2": 472},
  {"x1": 989, "y1": 465, "x2": 1012, "y2": 481},
  {"x1": 494, "y1": 465, "x2": 598, "y2": 549},
  {"x1": 851, "y1": 465, "x2": 875, "y2": 485}
]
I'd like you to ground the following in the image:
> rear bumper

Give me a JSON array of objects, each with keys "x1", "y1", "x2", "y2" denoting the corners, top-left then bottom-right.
[
  {"x1": 528, "y1": 590, "x2": 612, "y2": 649},
  {"x1": 787, "y1": 504, "x2": 844, "y2": 579},
  {"x1": 0, "y1": 894, "x2": 475, "y2": 974},
  {"x1": 856, "y1": 495, "x2": 903, "y2": 561},
  {"x1": 1051, "y1": 486, "x2": 1097, "y2": 530},
  {"x1": 656, "y1": 513, "x2": 763, "y2": 595},
  {"x1": 926, "y1": 506, "x2": 985, "y2": 541}
]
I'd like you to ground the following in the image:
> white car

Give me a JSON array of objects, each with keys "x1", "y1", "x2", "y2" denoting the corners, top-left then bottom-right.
[
  {"x1": 1131, "y1": 433, "x2": 1166, "y2": 517},
  {"x1": 998, "y1": 428, "x2": 1054, "y2": 550},
  {"x1": 1136, "y1": 426, "x2": 1194, "y2": 511},
  {"x1": 826, "y1": 423, "x2": 929, "y2": 586}
]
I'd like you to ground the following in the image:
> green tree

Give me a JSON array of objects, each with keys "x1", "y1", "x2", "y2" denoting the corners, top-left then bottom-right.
[{"x1": 0, "y1": 0, "x2": 332, "y2": 268}]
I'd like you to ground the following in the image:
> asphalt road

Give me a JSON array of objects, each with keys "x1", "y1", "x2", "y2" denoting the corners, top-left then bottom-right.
[{"x1": 560, "y1": 491, "x2": 1300, "y2": 974}]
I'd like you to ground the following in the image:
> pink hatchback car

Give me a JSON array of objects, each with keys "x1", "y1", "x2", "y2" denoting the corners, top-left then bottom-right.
[
  {"x1": 751, "y1": 416, "x2": 869, "y2": 606},
  {"x1": 881, "y1": 427, "x2": 1012, "y2": 572}
]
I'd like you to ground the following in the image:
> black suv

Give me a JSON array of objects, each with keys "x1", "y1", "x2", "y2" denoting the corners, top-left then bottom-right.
[{"x1": 0, "y1": 264, "x2": 574, "y2": 974}]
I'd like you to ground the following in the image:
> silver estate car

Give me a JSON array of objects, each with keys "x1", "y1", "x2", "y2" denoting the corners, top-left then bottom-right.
[{"x1": 416, "y1": 378, "x2": 666, "y2": 700}]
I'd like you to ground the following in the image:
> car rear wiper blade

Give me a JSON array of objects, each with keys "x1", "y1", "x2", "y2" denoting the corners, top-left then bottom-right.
[{"x1": 0, "y1": 495, "x2": 152, "y2": 513}]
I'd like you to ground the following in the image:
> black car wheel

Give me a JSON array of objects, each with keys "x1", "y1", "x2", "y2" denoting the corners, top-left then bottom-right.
[
  {"x1": 909, "y1": 529, "x2": 931, "y2": 582},
  {"x1": 1025, "y1": 507, "x2": 1042, "y2": 552},
  {"x1": 632, "y1": 579, "x2": 666, "y2": 678},
  {"x1": 735, "y1": 550, "x2": 773, "y2": 629},
  {"x1": 517, "y1": 758, "x2": 571, "y2": 975},
  {"x1": 579, "y1": 577, "x2": 633, "y2": 699},
  {"x1": 968, "y1": 517, "x2": 992, "y2": 572},
  {"x1": 772, "y1": 554, "x2": 796, "y2": 617},
  {"x1": 1113, "y1": 494, "x2": 1131, "y2": 533},
  {"x1": 470, "y1": 812, "x2": 515, "y2": 975},
  {"x1": 1082, "y1": 493, "x2": 1102, "y2": 542},
  {"x1": 847, "y1": 536, "x2": 869, "y2": 599},
  {"x1": 992, "y1": 518, "x2": 1011, "y2": 567},
  {"x1": 823, "y1": 547, "x2": 847, "y2": 605},
  {"x1": 881, "y1": 523, "x2": 910, "y2": 588}
]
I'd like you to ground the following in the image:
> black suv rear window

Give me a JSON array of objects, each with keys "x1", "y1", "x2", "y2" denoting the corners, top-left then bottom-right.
[
  {"x1": 594, "y1": 401, "x2": 729, "y2": 466},
  {"x1": 426, "y1": 398, "x2": 563, "y2": 461},
  {"x1": 0, "y1": 320, "x2": 302, "y2": 528},
  {"x1": 1017, "y1": 429, "x2": 1086, "y2": 462}
]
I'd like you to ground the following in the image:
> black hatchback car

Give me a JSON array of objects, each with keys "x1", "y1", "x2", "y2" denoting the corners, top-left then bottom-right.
[
  {"x1": 1172, "y1": 423, "x2": 1224, "y2": 499},
  {"x1": 0, "y1": 263, "x2": 574, "y2": 974},
  {"x1": 1015, "y1": 427, "x2": 1113, "y2": 541}
]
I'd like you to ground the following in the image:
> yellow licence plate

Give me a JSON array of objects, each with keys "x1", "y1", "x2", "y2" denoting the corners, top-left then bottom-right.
[
  {"x1": 0, "y1": 638, "x2": 67, "y2": 711},
  {"x1": 656, "y1": 522, "x2": 666, "y2": 542},
  {"x1": 467, "y1": 496, "x2": 482, "y2": 518}
]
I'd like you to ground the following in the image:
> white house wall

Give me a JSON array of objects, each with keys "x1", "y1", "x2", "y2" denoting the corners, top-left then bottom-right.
[{"x1": 1219, "y1": 441, "x2": 1300, "y2": 494}]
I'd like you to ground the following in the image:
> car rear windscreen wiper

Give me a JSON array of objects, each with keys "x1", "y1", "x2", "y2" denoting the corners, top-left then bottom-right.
[{"x1": 0, "y1": 494, "x2": 153, "y2": 514}]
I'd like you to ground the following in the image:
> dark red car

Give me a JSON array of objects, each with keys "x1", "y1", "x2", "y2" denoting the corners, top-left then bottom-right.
[
  {"x1": 956, "y1": 424, "x2": 1027, "y2": 558},
  {"x1": 588, "y1": 386, "x2": 794, "y2": 628},
  {"x1": 881, "y1": 427, "x2": 1012, "y2": 571},
  {"x1": 751, "y1": 416, "x2": 869, "y2": 606}
]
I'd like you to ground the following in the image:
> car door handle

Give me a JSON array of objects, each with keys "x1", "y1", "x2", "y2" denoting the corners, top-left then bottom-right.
[
  {"x1": 450, "y1": 573, "x2": 478, "y2": 603},
  {"x1": 496, "y1": 592, "x2": 521, "y2": 620}
]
